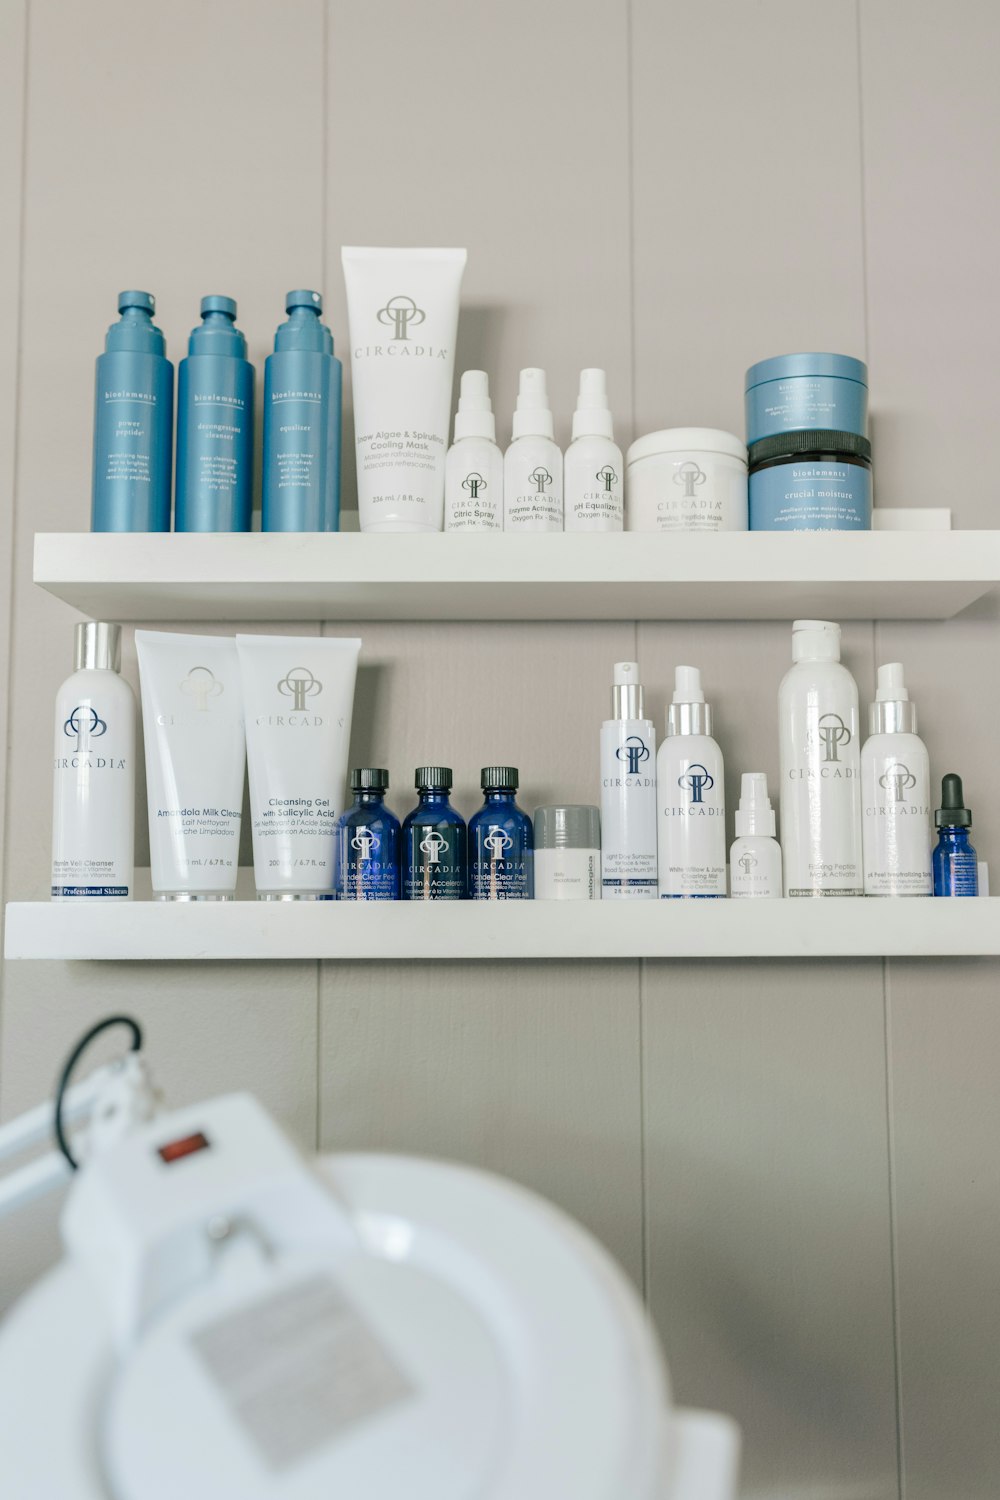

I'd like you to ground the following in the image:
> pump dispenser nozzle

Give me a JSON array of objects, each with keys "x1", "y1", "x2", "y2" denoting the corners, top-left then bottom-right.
[
  {"x1": 869, "y1": 660, "x2": 918, "y2": 734},
  {"x1": 667, "y1": 665, "x2": 712, "y2": 736},
  {"x1": 454, "y1": 370, "x2": 496, "y2": 442},
  {"x1": 571, "y1": 368, "x2": 614, "y2": 441},
  {"x1": 611, "y1": 660, "x2": 645, "y2": 720},
  {"x1": 735, "y1": 773, "x2": 776, "y2": 837},
  {"x1": 511, "y1": 367, "x2": 554, "y2": 441}
]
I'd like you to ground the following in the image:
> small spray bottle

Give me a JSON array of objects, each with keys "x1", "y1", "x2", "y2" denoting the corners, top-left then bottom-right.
[
  {"x1": 730, "y1": 773, "x2": 782, "y2": 898},
  {"x1": 503, "y1": 368, "x2": 563, "y2": 532},
  {"x1": 445, "y1": 371, "x2": 504, "y2": 530},
  {"x1": 599, "y1": 661, "x2": 657, "y2": 899},
  {"x1": 564, "y1": 368, "x2": 624, "y2": 532},
  {"x1": 657, "y1": 666, "x2": 727, "y2": 898}
]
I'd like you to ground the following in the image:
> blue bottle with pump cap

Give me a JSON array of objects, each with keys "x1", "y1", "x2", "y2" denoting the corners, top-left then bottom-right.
[
  {"x1": 175, "y1": 296, "x2": 254, "y2": 532},
  {"x1": 262, "y1": 290, "x2": 342, "y2": 531},
  {"x1": 92, "y1": 290, "x2": 173, "y2": 532}
]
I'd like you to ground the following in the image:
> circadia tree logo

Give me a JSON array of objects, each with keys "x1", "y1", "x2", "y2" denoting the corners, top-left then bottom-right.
[
  {"x1": 376, "y1": 295, "x2": 425, "y2": 341},
  {"x1": 678, "y1": 763, "x2": 714, "y2": 804},
  {"x1": 616, "y1": 736, "x2": 650, "y2": 776},
  {"x1": 181, "y1": 665, "x2": 224, "y2": 712},
  {"x1": 278, "y1": 667, "x2": 323, "y2": 712},
  {"x1": 673, "y1": 461, "x2": 707, "y2": 499},
  {"x1": 64, "y1": 706, "x2": 107, "y2": 751}
]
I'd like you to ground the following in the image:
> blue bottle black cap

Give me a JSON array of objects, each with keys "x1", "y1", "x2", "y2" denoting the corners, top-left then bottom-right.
[
  {"x1": 200, "y1": 294, "x2": 237, "y2": 319},
  {"x1": 415, "y1": 766, "x2": 452, "y2": 790},
  {"x1": 118, "y1": 290, "x2": 155, "y2": 314},
  {"x1": 935, "y1": 772, "x2": 972, "y2": 828},
  {"x1": 481, "y1": 766, "x2": 518, "y2": 790},
  {"x1": 351, "y1": 767, "x2": 389, "y2": 792},
  {"x1": 286, "y1": 289, "x2": 322, "y2": 313}
]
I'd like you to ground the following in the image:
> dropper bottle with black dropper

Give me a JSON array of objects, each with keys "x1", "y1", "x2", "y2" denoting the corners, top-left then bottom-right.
[{"x1": 932, "y1": 773, "x2": 979, "y2": 896}]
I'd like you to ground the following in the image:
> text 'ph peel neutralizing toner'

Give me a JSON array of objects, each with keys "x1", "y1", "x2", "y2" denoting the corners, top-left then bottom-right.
[
  {"x1": 600, "y1": 662, "x2": 657, "y2": 899},
  {"x1": 779, "y1": 620, "x2": 862, "y2": 896},
  {"x1": 503, "y1": 368, "x2": 563, "y2": 532},
  {"x1": 861, "y1": 662, "x2": 932, "y2": 896},
  {"x1": 730, "y1": 773, "x2": 782, "y2": 897},
  {"x1": 656, "y1": 666, "x2": 726, "y2": 898},
  {"x1": 444, "y1": 371, "x2": 503, "y2": 530},
  {"x1": 564, "y1": 369, "x2": 624, "y2": 531}
]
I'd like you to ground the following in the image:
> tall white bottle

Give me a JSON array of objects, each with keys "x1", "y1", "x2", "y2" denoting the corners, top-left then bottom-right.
[
  {"x1": 564, "y1": 368, "x2": 624, "y2": 532},
  {"x1": 599, "y1": 661, "x2": 657, "y2": 899},
  {"x1": 779, "y1": 619, "x2": 862, "y2": 897},
  {"x1": 861, "y1": 662, "x2": 932, "y2": 895},
  {"x1": 730, "y1": 772, "x2": 782, "y2": 897},
  {"x1": 444, "y1": 370, "x2": 504, "y2": 531},
  {"x1": 503, "y1": 367, "x2": 563, "y2": 532},
  {"x1": 51, "y1": 621, "x2": 135, "y2": 902},
  {"x1": 656, "y1": 665, "x2": 726, "y2": 897}
]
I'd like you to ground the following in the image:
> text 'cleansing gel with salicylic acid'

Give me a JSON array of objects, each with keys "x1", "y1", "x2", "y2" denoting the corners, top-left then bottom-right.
[
  {"x1": 92, "y1": 291, "x2": 173, "y2": 532},
  {"x1": 237, "y1": 635, "x2": 361, "y2": 899},
  {"x1": 564, "y1": 369, "x2": 624, "y2": 531},
  {"x1": 175, "y1": 297, "x2": 254, "y2": 532},
  {"x1": 657, "y1": 666, "x2": 726, "y2": 897},
  {"x1": 52, "y1": 623, "x2": 135, "y2": 901},
  {"x1": 779, "y1": 620, "x2": 863, "y2": 896},
  {"x1": 135, "y1": 631, "x2": 245, "y2": 900},
  {"x1": 861, "y1": 663, "x2": 932, "y2": 896},
  {"x1": 504, "y1": 368, "x2": 563, "y2": 531},
  {"x1": 730, "y1": 774, "x2": 782, "y2": 898},
  {"x1": 600, "y1": 662, "x2": 657, "y2": 899},
  {"x1": 262, "y1": 290, "x2": 343, "y2": 532},
  {"x1": 444, "y1": 371, "x2": 504, "y2": 530},
  {"x1": 342, "y1": 247, "x2": 466, "y2": 532}
]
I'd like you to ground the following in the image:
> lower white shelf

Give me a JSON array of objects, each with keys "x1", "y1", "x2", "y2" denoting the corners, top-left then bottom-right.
[{"x1": 5, "y1": 896, "x2": 998, "y2": 962}]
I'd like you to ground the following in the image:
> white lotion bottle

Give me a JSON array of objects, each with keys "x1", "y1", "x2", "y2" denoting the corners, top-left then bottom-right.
[
  {"x1": 599, "y1": 661, "x2": 657, "y2": 899},
  {"x1": 779, "y1": 619, "x2": 863, "y2": 896},
  {"x1": 730, "y1": 773, "x2": 782, "y2": 897},
  {"x1": 861, "y1": 662, "x2": 932, "y2": 895},
  {"x1": 444, "y1": 370, "x2": 503, "y2": 531},
  {"x1": 51, "y1": 621, "x2": 135, "y2": 902},
  {"x1": 657, "y1": 666, "x2": 726, "y2": 898},
  {"x1": 503, "y1": 367, "x2": 563, "y2": 532},
  {"x1": 564, "y1": 368, "x2": 623, "y2": 531}
]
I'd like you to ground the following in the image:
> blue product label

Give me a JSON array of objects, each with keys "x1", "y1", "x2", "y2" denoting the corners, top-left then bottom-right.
[
  {"x1": 749, "y1": 460, "x2": 871, "y2": 531},
  {"x1": 745, "y1": 375, "x2": 867, "y2": 444},
  {"x1": 404, "y1": 824, "x2": 465, "y2": 900},
  {"x1": 51, "y1": 884, "x2": 129, "y2": 897}
]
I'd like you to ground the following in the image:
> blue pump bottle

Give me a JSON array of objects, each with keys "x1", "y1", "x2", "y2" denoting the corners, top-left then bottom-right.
[
  {"x1": 402, "y1": 767, "x2": 467, "y2": 900},
  {"x1": 92, "y1": 290, "x2": 173, "y2": 531},
  {"x1": 933, "y1": 773, "x2": 979, "y2": 896},
  {"x1": 469, "y1": 766, "x2": 534, "y2": 899},
  {"x1": 262, "y1": 290, "x2": 342, "y2": 531},
  {"x1": 335, "y1": 768, "x2": 400, "y2": 900},
  {"x1": 175, "y1": 296, "x2": 254, "y2": 531}
]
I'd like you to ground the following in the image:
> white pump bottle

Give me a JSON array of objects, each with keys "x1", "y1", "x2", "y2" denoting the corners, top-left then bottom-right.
[
  {"x1": 729, "y1": 773, "x2": 782, "y2": 897},
  {"x1": 444, "y1": 370, "x2": 504, "y2": 531},
  {"x1": 564, "y1": 368, "x2": 624, "y2": 532},
  {"x1": 656, "y1": 665, "x2": 726, "y2": 897},
  {"x1": 503, "y1": 367, "x2": 563, "y2": 532},
  {"x1": 861, "y1": 662, "x2": 932, "y2": 895},
  {"x1": 599, "y1": 661, "x2": 657, "y2": 899}
]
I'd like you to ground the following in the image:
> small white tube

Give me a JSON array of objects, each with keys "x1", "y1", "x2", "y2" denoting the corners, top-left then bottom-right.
[
  {"x1": 135, "y1": 631, "x2": 245, "y2": 900},
  {"x1": 342, "y1": 246, "x2": 467, "y2": 533},
  {"x1": 237, "y1": 634, "x2": 361, "y2": 899}
]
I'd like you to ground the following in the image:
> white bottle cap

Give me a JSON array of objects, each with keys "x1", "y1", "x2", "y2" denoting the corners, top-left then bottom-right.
[
  {"x1": 571, "y1": 367, "x2": 614, "y2": 441},
  {"x1": 667, "y1": 665, "x2": 712, "y2": 736},
  {"x1": 870, "y1": 660, "x2": 917, "y2": 734},
  {"x1": 791, "y1": 619, "x2": 841, "y2": 662},
  {"x1": 735, "y1": 772, "x2": 776, "y2": 838},
  {"x1": 511, "y1": 366, "x2": 554, "y2": 441},
  {"x1": 876, "y1": 661, "x2": 908, "y2": 701},
  {"x1": 453, "y1": 369, "x2": 496, "y2": 442},
  {"x1": 611, "y1": 660, "x2": 643, "y2": 719},
  {"x1": 672, "y1": 664, "x2": 704, "y2": 703}
]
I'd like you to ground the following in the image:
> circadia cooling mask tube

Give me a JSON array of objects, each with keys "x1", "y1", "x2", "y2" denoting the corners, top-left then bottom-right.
[
  {"x1": 342, "y1": 246, "x2": 466, "y2": 532},
  {"x1": 135, "y1": 631, "x2": 245, "y2": 900},
  {"x1": 237, "y1": 634, "x2": 361, "y2": 898}
]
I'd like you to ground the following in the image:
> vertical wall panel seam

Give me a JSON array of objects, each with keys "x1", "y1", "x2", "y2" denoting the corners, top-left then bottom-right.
[
  {"x1": 855, "y1": 0, "x2": 871, "y2": 363},
  {"x1": 882, "y1": 960, "x2": 906, "y2": 1500},
  {"x1": 625, "y1": 0, "x2": 636, "y2": 445},
  {"x1": 314, "y1": 0, "x2": 331, "y2": 1153}
]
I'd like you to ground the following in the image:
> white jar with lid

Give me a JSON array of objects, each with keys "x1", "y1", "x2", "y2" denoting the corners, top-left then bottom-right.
[{"x1": 625, "y1": 428, "x2": 748, "y2": 532}]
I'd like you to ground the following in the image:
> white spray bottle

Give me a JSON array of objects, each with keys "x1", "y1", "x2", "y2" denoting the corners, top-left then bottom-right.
[
  {"x1": 730, "y1": 773, "x2": 782, "y2": 897},
  {"x1": 564, "y1": 368, "x2": 623, "y2": 532},
  {"x1": 861, "y1": 661, "x2": 932, "y2": 895},
  {"x1": 599, "y1": 661, "x2": 657, "y2": 899},
  {"x1": 503, "y1": 367, "x2": 563, "y2": 532},
  {"x1": 657, "y1": 666, "x2": 727, "y2": 897},
  {"x1": 444, "y1": 370, "x2": 504, "y2": 531}
]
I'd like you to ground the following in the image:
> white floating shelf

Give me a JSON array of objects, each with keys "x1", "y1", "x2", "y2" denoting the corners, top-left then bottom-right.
[
  {"x1": 5, "y1": 896, "x2": 998, "y2": 962},
  {"x1": 32, "y1": 531, "x2": 1000, "y2": 622}
]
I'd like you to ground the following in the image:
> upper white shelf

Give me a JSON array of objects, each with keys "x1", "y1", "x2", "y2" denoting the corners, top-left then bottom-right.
[{"x1": 32, "y1": 531, "x2": 1000, "y2": 622}]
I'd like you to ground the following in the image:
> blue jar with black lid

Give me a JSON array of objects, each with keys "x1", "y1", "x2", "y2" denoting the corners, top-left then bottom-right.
[
  {"x1": 748, "y1": 429, "x2": 872, "y2": 531},
  {"x1": 745, "y1": 352, "x2": 868, "y2": 444}
]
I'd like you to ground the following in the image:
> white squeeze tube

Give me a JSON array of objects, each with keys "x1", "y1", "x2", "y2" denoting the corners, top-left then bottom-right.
[
  {"x1": 237, "y1": 634, "x2": 362, "y2": 899},
  {"x1": 135, "y1": 631, "x2": 245, "y2": 900},
  {"x1": 342, "y1": 246, "x2": 467, "y2": 533}
]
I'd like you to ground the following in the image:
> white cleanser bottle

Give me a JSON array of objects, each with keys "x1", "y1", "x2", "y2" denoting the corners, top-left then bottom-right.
[
  {"x1": 444, "y1": 370, "x2": 503, "y2": 530},
  {"x1": 657, "y1": 666, "x2": 726, "y2": 897},
  {"x1": 730, "y1": 773, "x2": 782, "y2": 897},
  {"x1": 861, "y1": 662, "x2": 932, "y2": 895},
  {"x1": 564, "y1": 368, "x2": 623, "y2": 531},
  {"x1": 600, "y1": 661, "x2": 657, "y2": 899},
  {"x1": 779, "y1": 619, "x2": 862, "y2": 896},
  {"x1": 503, "y1": 367, "x2": 563, "y2": 531},
  {"x1": 51, "y1": 621, "x2": 135, "y2": 902}
]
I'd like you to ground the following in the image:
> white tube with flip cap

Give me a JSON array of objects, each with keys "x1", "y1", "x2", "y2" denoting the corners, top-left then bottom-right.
[
  {"x1": 657, "y1": 666, "x2": 727, "y2": 897},
  {"x1": 444, "y1": 371, "x2": 504, "y2": 530},
  {"x1": 729, "y1": 773, "x2": 782, "y2": 897},
  {"x1": 861, "y1": 661, "x2": 932, "y2": 895},
  {"x1": 503, "y1": 367, "x2": 563, "y2": 531},
  {"x1": 564, "y1": 368, "x2": 624, "y2": 532},
  {"x1": 599, "y1": 661, "x2": 657, "y2": 899}
]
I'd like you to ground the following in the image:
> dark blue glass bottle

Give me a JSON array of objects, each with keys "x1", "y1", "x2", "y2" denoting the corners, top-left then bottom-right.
[
  {"x1": 469, "y1": 766, "x2": 534, "y2": 900},
  {"x1": 932, "y1": 772, "x2": 979, "y2": 896},
  {"x1": 402, "y1": 767, "x2": 467, "y2": 900},
  {"x1": 335, "y1": 768, "x2": 400, "y2": 900}
]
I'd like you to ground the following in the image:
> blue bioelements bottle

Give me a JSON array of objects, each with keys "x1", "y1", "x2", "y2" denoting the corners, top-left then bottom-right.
[
  {"x1": 175, "y1": 296, "x2": 254, "y2": 532},
  {"x1": 92, "y1": 290, "x2": 173, "y2": 531},
  {"x1": 335, "y1": 767, "x2": 400, "y2": 900},
  {"x1": 402, "y1": 767, "x2": 467, "y2": 900},
  {"x1": 262, "y1": 290, "x2": 343, "y2": 532},
  {"x1": 933, "y1": 773, "x2": 979, "y2": 897},
  {"x1": 469, "y1": 766, "x2": 534, "y2": 900}
]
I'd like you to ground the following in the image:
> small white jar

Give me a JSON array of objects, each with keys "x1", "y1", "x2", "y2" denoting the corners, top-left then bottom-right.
[
  {"x1": 625, "y1": 428, "x2": 748, "y2": 532},
  {"x1": 533, "y1": 805, "x2": 601, "y2": 900}
]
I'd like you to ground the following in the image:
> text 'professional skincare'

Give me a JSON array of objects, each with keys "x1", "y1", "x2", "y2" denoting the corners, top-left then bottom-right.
[
  {"x1": 564, "y1": 369, "x2": 623, "y2": 532},
  {"x1": 657, "y1": 666, "x2": 726, "y2": 898},
  {"x1": 444, "y1": 371, "x2": 503, "y2": 530},
  {"x1": 92, "y1": 290, "x2": 173, "y2": 532},
  {"x1": 730, "y1": 774, "x2": 782, "y2": 898},
  {"x1": 175, "y1": 296, "x2": 254, "y2": 532},
  {"x1": 933, "y1": 774, "x2": 979, "y2": 896},
  {"x1": 469, "y1": 767, "x2": 534, "y2": 899},
  {"x1": 504, "y1": 368, "x2": 563, "y2": 532},
  {"x1": 861, "y1": 662, "x2": 932, "y2": 896},
  {"x1": 402, "y1": 768, "x2": 467, "y2": 900},
  {"x1": 335, "y1": 769, "x2": 400, "y2": 900},
  {"x1": 600, "y1": 662, "x2": 657, "y2": 899},
  {"x1": 263, "y1": 290, "x2": 343, "y2": 532}
]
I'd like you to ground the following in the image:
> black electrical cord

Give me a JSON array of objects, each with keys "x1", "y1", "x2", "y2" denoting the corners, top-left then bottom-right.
[{"x1": 53, "y1": 1014, "x2": 143, "y2": 1171}]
